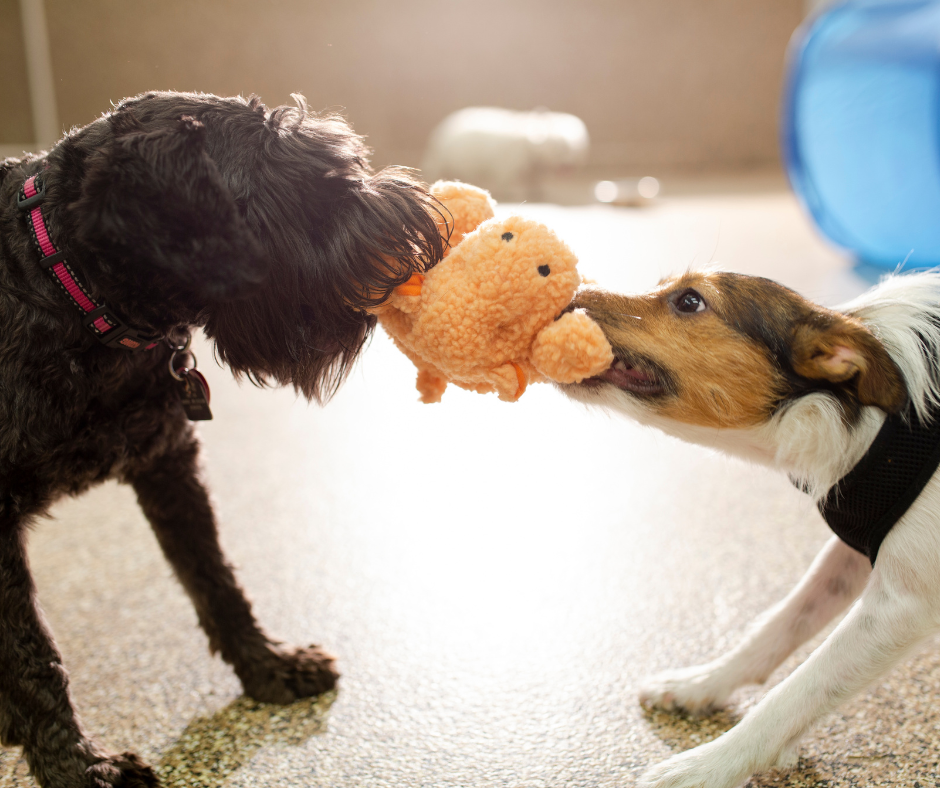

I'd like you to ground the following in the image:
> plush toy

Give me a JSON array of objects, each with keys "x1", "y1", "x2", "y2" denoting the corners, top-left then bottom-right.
[{"x1": 373, "y1": 181, "x2": 613, "y2": 403}]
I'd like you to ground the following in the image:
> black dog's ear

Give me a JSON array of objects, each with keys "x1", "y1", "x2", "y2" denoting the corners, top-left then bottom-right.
[
  {"x1": 73, "y1": 115, "x2": 266, "y2": 301},
  {"x1": 791, "y1": 314, "x2": 907, "y2": 413}
]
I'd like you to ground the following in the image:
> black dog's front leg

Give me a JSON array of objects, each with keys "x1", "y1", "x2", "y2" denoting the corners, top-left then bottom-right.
[
  {"x1": 126, "y1": 434, "x2": 337, "y2": 704},
  {"x1": 0, "y1": 515, "x2": 157, "y2": 787}
]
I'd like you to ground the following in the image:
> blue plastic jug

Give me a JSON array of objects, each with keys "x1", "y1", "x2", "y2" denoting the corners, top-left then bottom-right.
[{"x1": 784, "y1": 0, "x2": 940, "y2": 268}]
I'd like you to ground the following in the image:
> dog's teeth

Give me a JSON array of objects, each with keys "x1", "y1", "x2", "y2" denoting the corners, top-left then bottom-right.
[{"x1": 612, "y1": 360, "x2": 627, "y2": 371}]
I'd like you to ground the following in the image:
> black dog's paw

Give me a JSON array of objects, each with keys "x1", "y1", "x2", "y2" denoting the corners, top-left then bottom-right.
[
  {"x1": 84, "y1": 752, "x2": 158, "y2": 787},
  {"x1": 239, "y1": 643, "x2": 339, "y2": 704}
]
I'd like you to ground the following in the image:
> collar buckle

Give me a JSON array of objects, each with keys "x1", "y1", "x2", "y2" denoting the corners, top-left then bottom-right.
[
  {"x1": 81, "y1": 305, "x2": 160, "y2": 351},
  {"x1": 17, "y1": 176, "x2": 46, "y2": 211}
]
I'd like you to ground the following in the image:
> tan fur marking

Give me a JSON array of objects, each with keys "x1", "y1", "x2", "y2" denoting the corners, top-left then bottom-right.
[
  {"x1": 578, "y1": 273, "x2": 782, "y2": 428},
  {"x1": 575, "y1": 270, "x2": 908, "y2": 426},
  {"x1": 791, "y1": 318, "x2": 906, "y2": 412}
]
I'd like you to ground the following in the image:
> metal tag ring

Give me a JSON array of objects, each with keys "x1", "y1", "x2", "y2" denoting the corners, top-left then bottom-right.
[{"x1": 169, "y1": 349, "x2": 197, "y2": 381}]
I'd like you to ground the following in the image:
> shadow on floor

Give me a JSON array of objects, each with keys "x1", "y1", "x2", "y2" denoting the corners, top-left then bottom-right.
[
  {"x1": 641, "y1": 706, "x2": 831, "y2": 787},
  {"x1": 642, "y1": 704, "x2": 740, "y2": 751},
  {"x1": 156, "y1": 691, "x2": 335, "y2": 788}
]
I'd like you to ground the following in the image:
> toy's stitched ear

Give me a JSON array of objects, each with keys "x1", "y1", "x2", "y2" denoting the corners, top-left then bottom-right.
[
  {"x1": 73, "y1": 115, "x2": 266, "y2": 301},
  {"x1": 378, "y1": 273, "x2": 423, "y2": 314},
  {"x1": 365, "y1": 276, "x2": 423, "y2": 316},
  {"x1": 791, "y1": 316, "x2": 906, "y2": 413}
]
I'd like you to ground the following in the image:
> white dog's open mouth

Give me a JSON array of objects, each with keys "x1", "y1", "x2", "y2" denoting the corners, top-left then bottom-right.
[{"x1": 586, "y1": 356, "x2": 667, "y2": 396}]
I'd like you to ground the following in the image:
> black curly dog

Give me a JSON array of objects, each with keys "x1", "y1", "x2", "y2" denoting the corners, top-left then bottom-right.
[{"x1": 0, "y1": 91, "x2": 445, "y2": 787}]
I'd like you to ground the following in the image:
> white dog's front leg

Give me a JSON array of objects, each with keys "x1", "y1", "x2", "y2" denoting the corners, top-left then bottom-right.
[
  {"x1": 640, "y1": 536, "x2": 869, "y2": 714},
  {"x1": 639, "y1": 558, "x2": 940, "y2": 788}
]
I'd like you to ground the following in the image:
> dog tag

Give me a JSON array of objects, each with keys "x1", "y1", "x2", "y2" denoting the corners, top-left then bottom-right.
[{"x1": 178, "y1": 369, "x2": 213, "y2": 421}]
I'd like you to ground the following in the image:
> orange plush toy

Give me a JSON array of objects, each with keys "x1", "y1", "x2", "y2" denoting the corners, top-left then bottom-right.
[{"x1": 374, "y1": 181, "x2": 613, "y2": 403}]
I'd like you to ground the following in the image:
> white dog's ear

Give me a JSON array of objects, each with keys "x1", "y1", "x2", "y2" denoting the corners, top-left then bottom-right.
[{"x1": 791, "y1": 316, "x2": 906, "y2": 413}]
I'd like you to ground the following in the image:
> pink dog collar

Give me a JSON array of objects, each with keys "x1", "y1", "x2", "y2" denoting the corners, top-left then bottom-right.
[{"x1": 18, "y1": 174, "x2": 160, "y2": 351}]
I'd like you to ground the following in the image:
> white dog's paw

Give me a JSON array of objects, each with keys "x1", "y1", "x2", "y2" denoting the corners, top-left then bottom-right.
[
  {"x1": 638, "y1": 740, "x2": 749, "y2": 788},
  {"x1": 773, "y1": 739, "x2": 800, "y2": 771},
  {"x1": 638, "y1": 662, "x2": 733, "y2": 716}
]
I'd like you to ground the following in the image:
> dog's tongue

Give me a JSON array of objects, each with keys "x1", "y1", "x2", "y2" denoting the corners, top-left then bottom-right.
[{"x1": 602, "y1": 360, "x2": 654, "y2": 387}]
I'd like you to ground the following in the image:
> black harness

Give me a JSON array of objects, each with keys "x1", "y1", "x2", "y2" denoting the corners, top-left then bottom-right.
[{"x1": 809, "y1": 406, "x2": 940, "y2": 564}]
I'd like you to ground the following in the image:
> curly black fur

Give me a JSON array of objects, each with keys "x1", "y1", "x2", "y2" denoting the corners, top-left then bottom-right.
[{"x1": 0, "y1": 91, "x2": 445, "y2": 787}]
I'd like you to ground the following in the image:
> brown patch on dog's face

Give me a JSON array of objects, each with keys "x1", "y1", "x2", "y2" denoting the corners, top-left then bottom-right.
[
  {"x1": 573, "y1": 273, "x2": 782, "y2": 428},
  {"x1": 572, "y1": 272, "x2": 906, "y2": 428}
]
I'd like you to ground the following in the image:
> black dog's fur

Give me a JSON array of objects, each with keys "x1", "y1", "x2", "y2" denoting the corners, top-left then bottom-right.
[{"x1": 0, "y1": 91, "x2": 445, "y2": 787}]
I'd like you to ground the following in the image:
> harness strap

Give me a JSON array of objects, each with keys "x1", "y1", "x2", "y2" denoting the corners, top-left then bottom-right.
[{"x1": 796, "y1": 405, "x2": 940, "y2": 564}]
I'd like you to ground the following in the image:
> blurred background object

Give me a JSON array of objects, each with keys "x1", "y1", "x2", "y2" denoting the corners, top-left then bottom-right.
[
  {"x1": 594, "y1": 176, "x2": 661, "y2": 206},
  {"x1": 2, "y1": 0, "x2": 803, "y2": 188},
  {"x1": 421, "y1": 107, "x2": 589, "y2": 202},
  {"x1": 785, "y1": 0, "x2": 940, "y2": 269}
]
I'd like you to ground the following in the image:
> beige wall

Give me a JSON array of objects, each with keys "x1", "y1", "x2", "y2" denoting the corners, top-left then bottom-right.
[
  {"x1": 0, "y1": 0, "x2": 34, "y2": 144},
  {"x1": 3, "y1": 0, "x2": 803, "y2": 174}
]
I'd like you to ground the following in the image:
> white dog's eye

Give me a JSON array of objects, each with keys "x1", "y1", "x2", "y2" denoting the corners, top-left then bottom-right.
[{"x1": 675, "y1": 289, "x2": 706, "y2": 313}]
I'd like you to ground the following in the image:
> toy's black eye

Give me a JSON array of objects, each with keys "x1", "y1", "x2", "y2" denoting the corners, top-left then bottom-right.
[
  {"x1": 501, "y1": 232, "x2": 514, "y2": 242},
  {"x1": 538, "y1": 265, "x2": 550, "y2": 277},
  {"x1": 674, "y1": 288, "x2": 706, "y2": 313}
]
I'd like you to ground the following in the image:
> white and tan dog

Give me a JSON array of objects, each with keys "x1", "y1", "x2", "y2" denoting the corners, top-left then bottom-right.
[{"x1": 563, "y1": 270, "x2": 940, "y2": 788}]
